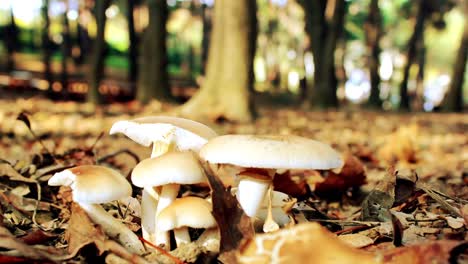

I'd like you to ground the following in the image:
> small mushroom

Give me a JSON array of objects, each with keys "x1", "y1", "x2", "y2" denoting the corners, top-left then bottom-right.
[
  {"x1": 156, "y1": 196, "x2": 217, "y2": 250},
  {"x1": 110, "y1": 116, "x2": 217, "y2": 241},
  {"x1": 131, "y1": 151, "x2": 207, "y2": 248},
  {"x1": 200, "y1": 135, "x2": 343, "y2": 231},
  {"x1": 48, "y1": 165, "x2": 145, "y2": 254}
]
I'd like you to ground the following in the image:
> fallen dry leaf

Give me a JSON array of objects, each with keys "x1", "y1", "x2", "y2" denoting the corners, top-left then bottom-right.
[
  {"x1": 315, "y1": 153, "x2": 366, "y2": 198},
  {"x1": 382, "y1": 240, "x2": 463, "y2": 264},
  {"x1": 361, "y1": 168, "x2": 396, "y2": 222},
  {"x1": 202, "y1": 162, "x2": 254, "y2": 264},
  {"x1": 65, "y1": 202, "x2": 107, "y2": 256},
  {"x1": 338, "y1": 233, "x2": 375, "y2": 248}
]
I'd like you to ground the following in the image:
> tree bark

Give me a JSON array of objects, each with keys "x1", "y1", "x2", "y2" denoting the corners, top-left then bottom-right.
[
  {"x1": 87, "y1": 0, "x2": 111, "y2": 104},
  {"x1": 41, "y1": 0, "x2": 53, "y2": 90},
  {"x1": 126, "y1": 0, "x2": 138, "y2": 84},
  {"x1": 61, "y1": 5, "x2": 71, "y2": 96},
  {"x1": 399, "y1": 0, "x2": 427, "y2": 111},
  {"x1": 136, "y1": 0, "x2": 172, "y2": 103},
  {"x1": 364, "y1": 0, "x2": 383, "y2": 109},
  {"x1": 442, "y1": 11, "x2": 467, "y2": 112},
  {"x1": 301, "y1": 0, "x2": 345, "y2": 108},
  {"x1": 179, "y1": 0, "x2": 256, "y2": 122},
  {"x1": 5, "y1": 9, "x2": 18, "y2": 72}
]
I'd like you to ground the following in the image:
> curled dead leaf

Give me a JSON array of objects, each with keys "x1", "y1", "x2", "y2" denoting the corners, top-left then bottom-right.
[{"x1": 315, "y1": 154, "x2": 366, "y2": 197}]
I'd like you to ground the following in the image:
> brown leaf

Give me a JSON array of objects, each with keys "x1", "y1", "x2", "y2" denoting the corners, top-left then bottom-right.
[
  {"x1": 315, "y1": 154, "x2": 366, "y2": 198},
  {"x1": 377, "y1": 124, "x2": 419, "y2": 164},
  {"x1": 201, "y1": 162, "x2": 254, "y2": 264},
  {"x1": 338, "y1": 233, "x2": 375, "y2": 248},
  {"x1": 238, "y1": 222, "x2": 376, "y2": 264},
  {"x1": 0, "y1": 225, "x2": 53, "y2": 262},
  {"x1": 65, "y1": 203, "x2": 107, "y2": 256},
  {"x1": 382, "y1": 240, "x2": 463, "y2": 264},
  {"x1": 273, "y1": 171, "x2": 308, "y2": 198},
  {"x1": 361, "y1": 168, "x2": 396, "y2": 221},
  {"x1": 19, "y1": 229, "x2": 56, "y2": 245}
]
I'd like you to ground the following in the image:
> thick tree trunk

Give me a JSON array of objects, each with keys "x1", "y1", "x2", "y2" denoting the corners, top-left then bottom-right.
[
  {"x1": 365, "y1": 0, "x2": 383, "y2": 108},
  {"x1": 126, "y1": 0, "x2": 138, "y2": 84},
  {"x1": 399, "y1": 0, "x2": 427, "y2": 111},
  {"x1": 180, "y1": 0, "x2": 255, "y2": 122},
  {"x1": 136, "y1": 0, "x2": 171, "y2": 103},
  {"x1": 87, "y1": 0, "x2": 111, "y2": 104},
  {"x1": 41, "y1": 0, "x2": 53, "y2": 90},
  {"x1": 61, "y1": 7, "x2": 71, "y2": 96},
  {"x1": 442, "y1": 15, "x2": 467, "y2": 112},
  {"x1": 301, "y1": 0, "x2": 345, "y2": 108}
]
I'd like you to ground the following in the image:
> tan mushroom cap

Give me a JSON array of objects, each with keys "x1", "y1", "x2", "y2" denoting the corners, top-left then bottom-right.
[
  {"x1": 131, "y1": 151, "x2": 207, "y2": 187},
  {"x1": 156, "y1": 196, "x2": 217, "y2": 231},
  {"x1": 109, "y1": 116, "x2": 217, "y2": 151},
  {"x1": 200, "y1": 135, "x2": 343, "y2": 170},
  {"x1": 48, "y1": 165, "x2": 132, "y2": 204}
]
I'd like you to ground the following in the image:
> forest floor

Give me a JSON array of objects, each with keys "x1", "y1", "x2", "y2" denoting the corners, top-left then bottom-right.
[{"x1": 0, "y1": 96, "x2": 466, "y2": 263}]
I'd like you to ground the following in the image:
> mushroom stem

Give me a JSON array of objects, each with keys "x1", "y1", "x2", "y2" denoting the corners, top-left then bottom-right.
[
  {"x1": 154, "y1": 183, "x2": 180, "y2": 248},
  {"x1": 173, "y1": 227, "x2": 191, "y2": 247},
  {"x1": 196, "y1": 228, "x2": 220, "y2": 253},
  {"x1": 78, "y1": 202, "x2": 145, "y2": 254},
  {"x1": 150, "y1": 141, "x2": 175, "y2": 158},
  {"x1": 237, "y1": 176, "x2": 271, "y2": 217},
  {"x1": 263, "y1": 186, "x2": 279, "y2": 232},
  {"x1": 141, "y1": 188, "x2": 158, "y2": 242}
]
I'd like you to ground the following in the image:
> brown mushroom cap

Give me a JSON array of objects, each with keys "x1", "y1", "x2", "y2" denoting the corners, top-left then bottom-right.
[
  {"x1": 131, "y1": 151, "x2": 207, "y2": 187},
  {"x1": 200, "y1": 134, "x2": 343, "y2": 170},
  {"x1": 156, "y1": 196, "x2": 217, "y2": 231},
  {"x1": 48, "y1": 165, "x2": 132, "y2": 204}
]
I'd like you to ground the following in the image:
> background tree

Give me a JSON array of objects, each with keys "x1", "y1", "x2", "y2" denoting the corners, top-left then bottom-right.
[
  {"x1": 61, "y1": 2, "x2": 72, "y2": 96},
  {"x1": 87, "y1": 0, "x2": 111, "y2": 104},
  {"x1": 180, "y1": 0, "x2": 257, "y2": 122},
  {"x1": 398, "y1": 0, "x2": 428, "y2": 111},
  {"x1": 299, "y1": 0, "x2": 346, "y2": 108},
  {"x1": 136, "y1": 0, "x2": 171, "y2": 103},
  {"x1": 398, "y1": 0, "x2": 455, "y2": 110},
  {"x1": 4, "y1": 8, "x2": 18, "y2": 72},
  {"x1": 364, "y1": 0, "x2": 383, "y2": 108},
  {"x1": 41, "y1": 0, "x2": 53, "y2": 91},
  {"x1": 126, "y1": 0, "x2": 138, "y2": 84},
  {"x1": 442, "y1": 3, "x2": 467, "y2": 112}
]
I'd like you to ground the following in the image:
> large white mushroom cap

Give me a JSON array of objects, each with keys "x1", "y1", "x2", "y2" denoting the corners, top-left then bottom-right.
[
  {"x1": 131, "y1": 151, "x2": 207, "y2": 187},
  {"x1": 200, "y1": 134, "x2": 343, "y2": 170},
  {"x1": 156, "y1": 196, "x2": 217, "y2": 231},
  {"x1": 109, "y1": 116, "x2": 217, "y2": 152},
  {"x1": 48, "y1": 165, "x2": 132, "y2": 204}
]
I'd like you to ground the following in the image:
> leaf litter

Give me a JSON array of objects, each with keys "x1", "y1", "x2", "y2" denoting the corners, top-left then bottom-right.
[{"x1": 0, "y1": 100, "x2": 465, "y2": 263}]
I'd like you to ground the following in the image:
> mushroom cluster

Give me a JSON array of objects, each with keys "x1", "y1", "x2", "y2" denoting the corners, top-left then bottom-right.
[{"x1": 47, "y1": 115, "x2": 343, "y2": 257}]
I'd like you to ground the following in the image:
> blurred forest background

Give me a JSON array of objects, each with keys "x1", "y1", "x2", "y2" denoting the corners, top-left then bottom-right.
[{"x1": 0, "y1": 0, "x2": 466, "y2": 122}]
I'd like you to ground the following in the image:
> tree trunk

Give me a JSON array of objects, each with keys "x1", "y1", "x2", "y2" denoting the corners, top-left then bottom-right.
[
  {"x1": 201, "y1": 4, "x2": 211, "y2": 75},
  {"x1": 442, "y1": 13, "x2": 467, "y2": 112},
  {"x1": 301, "y1": 0, "x2": 345, "y2": 108},
  {"x1": 126, "y1": 0, "x2": 138, "y2": 84},
  {"x1": 87, "y1": 0, "x2": 111, "y2": 104},
  {"x1": 41, "y1": 0, "x2": 53, "y2": 90},
  {"x1": 364, "y1": 0, "x2": 383, "y2": 109},
  {"x1": 136, "y1": 0, "x2": 171, "y2": 103},
  {"x1": 61, "y1": 4, "x2": 72, "y2": 97},
  {"x1": 179, "y1": 0, "x2": 256, "y2": 122},
  {"x1": 5, "y1": 9, "x2": 18, "y2": 72},
  {"x1": 399, "y1": 0, "x2": 427, "y2": 111}
]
